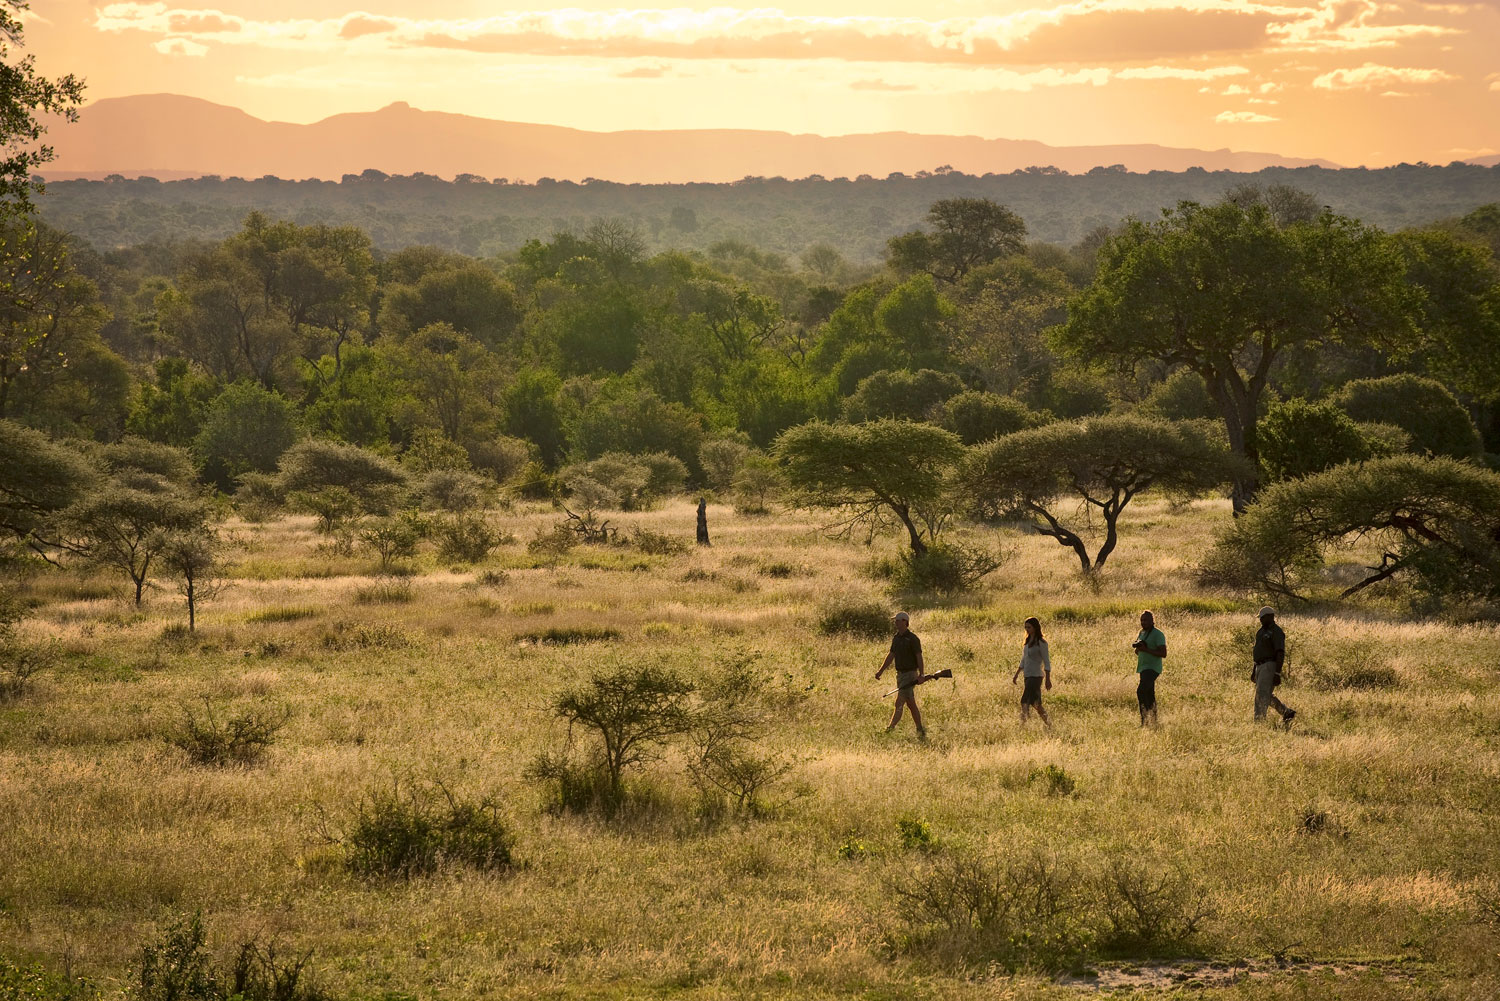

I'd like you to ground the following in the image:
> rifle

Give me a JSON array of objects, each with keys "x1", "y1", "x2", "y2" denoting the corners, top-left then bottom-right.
[{"x1": 883, "y1": 668, "x2": 954, "y2": 698}]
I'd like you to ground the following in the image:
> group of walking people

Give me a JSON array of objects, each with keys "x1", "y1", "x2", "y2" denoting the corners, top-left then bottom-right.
[{"x1": 874, "y1": 606, "x2": 1297, "y2": 739}]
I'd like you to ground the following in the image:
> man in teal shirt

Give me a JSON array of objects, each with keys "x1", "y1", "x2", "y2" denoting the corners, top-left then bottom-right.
[{"x1": 1132, "y1": 609, "x2": 1167, "y2": 727}]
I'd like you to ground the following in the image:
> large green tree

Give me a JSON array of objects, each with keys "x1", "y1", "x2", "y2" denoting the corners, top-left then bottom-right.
[
  {"x1": 1059, "y1": 201, "x2": 1419, "y2": 510},
  {"x1": 887, "y1": 198, "x2": 1028, "y2": 284}
]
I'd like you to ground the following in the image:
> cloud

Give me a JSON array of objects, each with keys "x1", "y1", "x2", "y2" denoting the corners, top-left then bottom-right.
[
  {"x1": 616, "y1": 64, "x2": 670, "y2": 79},
  {"x1": 1215, "y1": 110, "x2": 1278, "y2": 122},
  {"x1": 1312, "y1": 63, "x2": 1457, "y2": 89},
  {"x1": 153, "y1": 37, "x2": 209, "y2": 56},
  {"x1": 1223, "y1": 83, "x2": 1251, "y2": 94},
  {"x1": 852, "y1": 79, "x2": 919, "y2": 91},
  {"x1": 92, "y1": 2, "x2": 1464, "y2": 66},
  {"x1": 339, "y1": 16, "x2": 397, "y2": 41}
]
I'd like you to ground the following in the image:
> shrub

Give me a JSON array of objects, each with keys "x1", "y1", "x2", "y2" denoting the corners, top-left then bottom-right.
[
  {"x1": 399, "y1": 427, "x2": 470, "y2": 474},
  {"x1": 341, "y1": 777, "x2": 514, "y2": 878},
  {"x1": 1097, "y1": 857, "x2": 1211, "y2": 953},
  {"x1": 433, "y1": 512, "x2": 505, "y2": 563},
  {"x1": 465, "y1": 434, "x2": 534, "y2": 484},
  {"x1": 0, "y1": 639, "x2": 56, "y2": 700},
  {"x1": 1310, "y1": 661, "x2": 1399, "y2": 690},
  {"x1": 699, "y1": 437, "x2": 751, "y2": 492},
  {"x1": 276, "y1": 439, "x2": 409, "y2": 513},
  {"x1": 888, "y1": 542, "x2": 1005, "y2": 594},
  {"x1": 475, "y1": 569, "x2": 509, "y2": 587},
  {"x1": 319, "y1": 623, "x2": 411, "y2": 651},
  {"x1": 1258, "y1": 397, "x2": 1371, "y2": 481},
  {"x1": 168, "y1": 698, "x2": 289, "y2": 766},
  {"x1": 940, "y1": 391, "x2": 1046, "y2": 445},
  {"x1": 517, "y1": 626, "x2": 621, "y2": 645},
  {"x1": 630, "y1": 526, "x2": 689, "y2": 556},
  {"x1": 1140, "y1": 368, "x2": 1218, "y2": 421},
  {"x1": 731, "y1": 454, "x2": 782, "y2": 514},
  {"x1": 136, "y1": 911, "x2": 218, "y2": 1001},
  {"x1": 897, "y1": 815, "x2": 935, "y2": 850},
  {"x1": 893, "y1": 848, "x2": 1094, "y2": 971},
  {"x1": 0, "y1": 957, "x2": 93, "y2": 1000},
  {"x1": 1028, "y1": 763, "x2": 1077, "y2": 797},
  {"x1": 817, "y1": 595, "x2": 892, "y2": 639},
  {"x1": 419, "y1": 468, "x2": 493, "y2": 512},
  {"x1": 687, "y1": 652, "x2": 799, "y2": 816},
  {"x1": 353, "y1": 578, "x2": 414, "y2": 604},
  {"x1": 247, "y1": 605, "x2": 319, "y2": 623},
  {"x1": 194, "y1": 383, "x2": 301, "y2": 493},
  {"x1": 1333, "y1": 374, "x2": 1482, "y2": 459},
  {"x1": 358, "y1": 515, "x2": 423, "y2": 573},
  {"x1": 527, "y1": 524, "x2": 579, "y2": 565},
  {"x1": 525, "y1": 751, "x2": 616, "y2": 815},
  {"x1": 843, "y1": 368, "x2": 965, "y2": 423}
]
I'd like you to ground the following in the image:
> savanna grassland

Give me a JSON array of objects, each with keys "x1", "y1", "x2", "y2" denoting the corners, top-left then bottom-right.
[{"x1": 3, "y1": 497, "x2": 1499, "y2": 1000}]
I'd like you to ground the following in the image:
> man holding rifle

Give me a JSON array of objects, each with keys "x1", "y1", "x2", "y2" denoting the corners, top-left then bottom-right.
[{"x1": 876, "y1": 610, "x2": 927, "y2": 740}]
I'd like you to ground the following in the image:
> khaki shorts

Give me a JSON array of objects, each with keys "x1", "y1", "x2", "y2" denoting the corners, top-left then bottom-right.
[{"x1": 895, "y1": 669, "x2": 921, "y2": 697}]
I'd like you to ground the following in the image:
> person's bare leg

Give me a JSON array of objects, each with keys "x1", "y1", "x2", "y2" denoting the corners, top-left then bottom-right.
[
  {"x1": 1037, "y1": 705, "x2": 1051, "y2": 729},
  {"x1": 909, "y1": 697, "x2": 926, "y2": 737},
  {"x1": 1020, "y1": 704, "x2": 1031, "y2": 725}
]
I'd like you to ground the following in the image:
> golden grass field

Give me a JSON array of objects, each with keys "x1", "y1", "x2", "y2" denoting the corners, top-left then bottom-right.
[{"x1": 3, "y1": 496, "x2": 1499, "y2": 999}]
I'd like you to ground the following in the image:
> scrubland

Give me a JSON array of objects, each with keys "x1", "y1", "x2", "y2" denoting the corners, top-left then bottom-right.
[{"x1": 2, "y1": 497, "x2": 1498, "y2": 999}]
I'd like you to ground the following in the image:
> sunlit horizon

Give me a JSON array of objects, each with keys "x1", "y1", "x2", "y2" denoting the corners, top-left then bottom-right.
[{"x1": 27, "y1": 1, "x2": 1500, "y2": 168}]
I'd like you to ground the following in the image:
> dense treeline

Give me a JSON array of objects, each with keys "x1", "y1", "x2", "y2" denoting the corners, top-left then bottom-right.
[
  {"x1": 40, "y1": 163, "x2": 1500, "y2": 261},
  {"x1": 5, "y1": 180, "x2": 1500, "y2": 603}
]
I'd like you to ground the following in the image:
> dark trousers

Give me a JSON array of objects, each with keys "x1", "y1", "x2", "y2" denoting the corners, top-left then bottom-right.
[{"x1": 1137, "y1": 670, "x2": 1159, "y2": 713}]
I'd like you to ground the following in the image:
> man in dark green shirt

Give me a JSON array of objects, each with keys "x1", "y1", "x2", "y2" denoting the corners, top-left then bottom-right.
[
  {"x1": 876, "y1": 610, "x2": 926, "y2": 739},
  {"x1": 1252, "y1": 606, "x2": 1296, "y2": 725}
]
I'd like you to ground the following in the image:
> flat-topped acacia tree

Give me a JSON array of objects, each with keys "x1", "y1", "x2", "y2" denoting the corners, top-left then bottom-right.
[
  {"x1": 774, "y1": 418, "x2": 964, "y2": 556},
  {"x1": 960, "y1": 415, "x2": 1242, "y2": 574}
]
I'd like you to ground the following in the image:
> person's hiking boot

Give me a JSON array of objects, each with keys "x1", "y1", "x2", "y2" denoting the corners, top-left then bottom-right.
[
  {"x1": 916, "y1": 727, "x2": 928, "y2": 742},
  {"x1": 1281, "y1": 708, "x2": 1297, "y2": 727}
]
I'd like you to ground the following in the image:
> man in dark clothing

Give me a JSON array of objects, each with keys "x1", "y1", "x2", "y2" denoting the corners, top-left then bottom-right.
[
  {"x1": 1132, "y1": 609, "x2": 1167, "y2": 727},
  {"x1": 876, "y1": 610, "x2": 926, "y2": 739},
  {"x1": 1252, "y1": 606, "x2": 1296, "y2": 725}
]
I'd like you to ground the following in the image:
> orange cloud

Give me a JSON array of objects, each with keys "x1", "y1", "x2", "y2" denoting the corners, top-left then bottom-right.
[
  {"x1": 1215, "y1": 110, "x2": 1278, "y2": 122},
  {"x1": 1312, "y1": 62, "x2": 1456, "y2": 88}
]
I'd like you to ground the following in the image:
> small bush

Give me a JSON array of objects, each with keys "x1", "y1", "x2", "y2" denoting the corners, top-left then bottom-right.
[
  {"x1": 1028, "y1": 764, "x2": 1077, "y2": 797},
  {"x1": 527, "y1": 524, "x2": 578, "y2": 565},
  {"x1": 0, "y1": 640, "x2": 57, "y2": 699},
  {"x1": 341, "y1": 777, "x2": 515, "y2": 878},
  {"x1": 836, "y1": 836, "x2": 871, "y2": 860},
  {"x1": 897, "y1": 815, "x2": 935, "y2": 850},
  {"x1": 433, "y1": 512, "x2": 506, "y2": 563},
  {"x1": 817, "y1": 595, "x2": 892, "y2": 639},
  {"x1": 1097, "y1": 857, "x2": 1211, "y2": 953},
  {"x1": 475, "y1": 569, "x2": 510, "y2": 587},
  {"x1": 1297, "y1": 804, "x2": 1348, "y2": 839},
  {"x1": 525, "y1": 751, "x2": 617, "y2": 814},
  {"x1": 888, "y1": 542, "x2": 1005, "y2": 594},
  {"x1": 136, "y1": 912, "x2": 331, "y2": 1001},
  {"x1": 419, "y1": 468, "x2": 493, "y2": 512},
  {"x1": 630, "y1": 526, "x2": 689, "y2": 556},
  {"x1": 168, "y1": 697, "x2": 290, "y2": 766},
  {"x1": 0, "y1": 957, "x2": 93, "y2": 1000},
  {"x1": 358, "y1": 515, "x2": 423, "y2": 573}
]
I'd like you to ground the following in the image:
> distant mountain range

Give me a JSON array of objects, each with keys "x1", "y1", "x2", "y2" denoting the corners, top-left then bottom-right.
[{"x1": 44, "y1": 94, "x2": 1346, "y2": 183}]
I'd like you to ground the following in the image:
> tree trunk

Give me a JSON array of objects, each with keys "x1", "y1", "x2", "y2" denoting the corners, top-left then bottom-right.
[
  {"x1": 1205, "y1": 373, "x2": 1260, "y2": 515},
  {"x1": 696, "y1": 499, "x2": 710, "y2": 546},
  {"x1": 897, "y1": 505, "x2": 927, "y2": 556}
]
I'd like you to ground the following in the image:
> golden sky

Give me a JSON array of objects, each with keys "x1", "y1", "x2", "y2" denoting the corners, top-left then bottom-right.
[{"x1": 26, "y1": 0, "x2": 1500, "y2": 166}]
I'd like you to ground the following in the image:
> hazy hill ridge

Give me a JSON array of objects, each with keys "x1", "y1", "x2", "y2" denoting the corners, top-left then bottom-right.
[{"x1": 47, "y1": 93, "x2": 1341, "y2": 182}]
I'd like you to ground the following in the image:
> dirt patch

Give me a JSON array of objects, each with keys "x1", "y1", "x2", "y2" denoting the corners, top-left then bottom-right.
[{"x1": 1058, "y1": 959, "x2": 1421, "y2": 991}]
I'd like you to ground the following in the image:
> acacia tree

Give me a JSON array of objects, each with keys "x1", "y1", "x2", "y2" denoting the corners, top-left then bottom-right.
[
  {"x1": 1200, "y1": 456, "x2": 1500, "y2": 602},
  {"x1": 161, "y1": 528, "x2": 229, "y2": 631},
  {"x1": 1058, "y1": 202, "x2": 1419, "y2": 510},
  {"x1": 0, "y1": 419, "x2": 96, "y2": 558},
  {"x1": 774, "y1": 419, "x2": 964, "y2": 556},
  {"x1": 960, "y1": 415, "x2": 1241, "y2": 573},
  {"x1": 61, "y1": 485, "x2": 209, "y2": 605}
]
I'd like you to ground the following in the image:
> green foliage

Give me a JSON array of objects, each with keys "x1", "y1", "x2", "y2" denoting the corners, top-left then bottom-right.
[
  {"x1": 0, "y1": 956, "x2": 93, "y2": 1001},
  {"x1": 194, "y1": 382, "x2": 301, "y2": 492},
  {"x1": 341, "y1": 777, "x2": 514, "y2": 878},
  {"x1": 698, "y1": 436, "x2": 751, "y2": 492},
  {"x1": 432, "y1": 512, "x2": 506, "y2": 563},
  {"x1": 276, "y1": 439, "x2": 408, "y2": 513},
  {"x1": 1200, "y1": 454, "x2": 1500, "y2": 602},
  {"x1": 59, "y1": 479, "x2": 210, "y2": 605},
  {"x1": 939, "y1": 391, "x2": 1046, "y2": 445},
  {"x1": 167, "y1": 697, "x2": 289, "y2": 766},
  {"x1": 1139, "y1": 368, "x2": 1218, "y2": 421},
  {"x1": 548, "y1": 662, "x2": 697, "y2": 803},
  {"x1": 896, "y1": 816, "x2": 935, "y2": 850},
  {"x1": 0, "y1": 418, "x2": 96, "y2": 549},
  {"x1": 135, "y1": 912, "x2": 217, "y2": 1001},
  {"x1": 1392, "y1": 225, "x2": 1500, "y2": 403},
  {"x1": 630, "y1": 526, "x2": 689, "y2": 556},
  {"x1": 399, "y1": 426, "x2": 469, "y2": 474},
  {"x1": 1028, "y1": 764, "x2": 1077, "y2": 797},
  {"x1": 731, "y1": 454, "x2": 782, "y2": 514},
  {"x1": 358, "y1": 515, "x2": 423, "y2": 573},
  {"x1": 126, "y1": 357, "x2": 217, "y2": 448},
  {"x1": 562, "y1": 451, "x2": 685, "y2": 511},
  {"x1": 886, "y1": 198, "x2": 1028, "y2": 283},
  {"x1": 776, "y1": 419, "x2": 964, "y2": 554},
  {"x1": 1059, "y1": 200, "x2": 1420, "y2": 507},
  {"x1": 887, "y1": 541, "x2": 1006, "y2": 595},
  {"x1": 816, "y1": 594, "x2": 892, "y2": 639},
  {"x1": 842, "y1": 368, "x2": 965, "y2": 423},
  {"x1": 1333, "y1": 373, "x2": 1483, "y2": 459},
  {"x1": 1257, "y1": 397, "x2": 1372, "y2": 481},
  {"x1": 417, "y1": 468, "x2": 492, "y2": 512},
  {"x1": 0, "y1": 3, "x2": 85, "y2": 210},
  {"x1": 961, "y1": 415, "x2": 1241, "y2": 572},
  {"x1": 567, "y1": 386, "x2": 705, "y2": 478}
]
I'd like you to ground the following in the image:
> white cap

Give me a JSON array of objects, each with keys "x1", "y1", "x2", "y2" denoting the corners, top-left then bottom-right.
[
  {"x1": 892, "y1": 610, "x2": 909, "y2": 621},
  {"x1": 1258, "y1": 606, "x2": 1276, "y2": 619}
]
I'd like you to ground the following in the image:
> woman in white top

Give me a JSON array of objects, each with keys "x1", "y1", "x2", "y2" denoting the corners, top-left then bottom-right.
[{"x1": 1010, "y1": 616, "x2": 1052, "y2": 729}]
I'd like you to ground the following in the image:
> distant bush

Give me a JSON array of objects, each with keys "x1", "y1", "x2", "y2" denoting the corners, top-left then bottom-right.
[
  {"x1": 167, "y1": 697, "x2": 289, "y2": 766},
  {"x1": 246, "y1": 605, "x2": 319, "y2": 623},
  {"x1": 233, "y1": 471, "x2": 284, "y2": 521},
  {"x1": 194, "y1": 382, "x2": 301, "y2": 492},
  {"x1": 1310, "y1": 661, "x2": 1399, "y2": 690},
  {"x1": 1097, "y1": 857, "x2": 1212, "y2": 953},
  {"x1": 358, "y1": 514, "x2": 424, "y2": 573},
  {"x1": 630, "y1": 526, "x2": 689, "y2": 556},
  {"x1": 517, "y1": 626, "x2": 621, "y2": 645},
  {"x1": 276, "y1": 439, "x2": 409, "y2": 513},
  {"x1": 887, "y1": 542, "x2": 1005, "y2": 595},
  {"x1": 699, "y1": 437, "x2": 751, "y2": 492},
  {"x1": 432, "y1": 512, "x2": 507, "y2": 563},
  {"x1": 1140, "y1": 368, "x2": 1218, "y2": 421},
  {"x1": 1028, "y1": 763, "x2": 1077, "y2": 797},
  {"x1": 1333, "y1": 374, "x2": 1482, "y2": 459},
  {"x1": 1258, "y1": 397, "x2": 1372, "y2": 481},
  {"x1": 844, "y1": 368, "x2": 965, "y2": 423},
  {"x1": 340, "y1": 777, "x2": 515, "y2": 878},
  {"x1": 816, "y1": 595, "x2": 892, "y2": 639},
  {"x1": 419, "y1": 468, "x2": 494, "y2": 512},
  {"x1": 940, "y1": 391, "x2": 1046, "y2": 445},
  {"x1": 353, "y1": 578, "x2": 414, "y2": 604},
  {"x1": 465, "y1": 434, "x2": 533, "y2": 484},
  {"x1": 731, "y1": 454, "x2": 782, "y2": 514}
]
